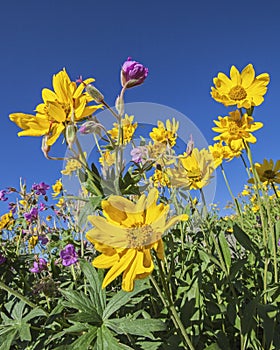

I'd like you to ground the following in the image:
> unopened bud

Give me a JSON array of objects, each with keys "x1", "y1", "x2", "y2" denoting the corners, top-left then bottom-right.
[
  {"x1": 115, "y1": 95, "x2": 124, "y2": 117},
  {"x1": 79, "y1": 118, "x2": 103, "y2": 137},
  {"x1": 41, "y1": 136, "x2": 51, "y2": 158},
  {"x1": 121, "y1": 57, "x2": 148, "y2": 88},
  {"x1": 85, "y1": 84, "x2": 104, "y2": 103},
  {"x1": 65, "y1": 124, "x2": 77, "y2": 149},
  {"x1": 186, "y1": 135, "x2": 194, "y2": 156}
]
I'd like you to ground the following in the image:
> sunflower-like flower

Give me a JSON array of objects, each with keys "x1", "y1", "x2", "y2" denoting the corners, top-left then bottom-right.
[
  {"x1": 248, "y1": 159, "x2": 280, "y2": 184},
  {"x1": 86, "y1": 188, "x2": 188, "y2": 291},
  {"x1": 108, "y1": 114, "x2": 137, "y2": 145},
  {"x1": 10, "y1": 69, "x2": 103, "y2": 146},
  {"x1": 169, "y1": 148, "x2": 215, "y2": 190},
  {"x1": 150, "y1": 118, "x2": 179, "y2": 147},
  {"x1": 99, "y1": 150, "x2": 116, "y2": 167},
  {"x1": 212, "y1": 110, "x2": 263, "y2": 150},
  {"x1": 61, "y1": 152, "x2": 86, "y2": 176},
  {"x1": 151, "y1": 168, "x2": 171, "y2": 187},
  {"x1": 0, "y1": 212, "x2": 14, "y2": 231},
  {"x1": 211, "y1": 64, "x2": 270, "y2": 109}
]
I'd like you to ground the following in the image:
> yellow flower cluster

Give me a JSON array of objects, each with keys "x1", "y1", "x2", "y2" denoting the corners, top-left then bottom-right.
[
  {"x1": 150, "y1": 118, "x2": 178, "y2": 147},
  {"x1": 0, "y1": 212, "x2": 14, "y2": 231},
  {"x1": 61, "y1": 153, "x2": 87, "y2": 176},
  {"x1": 108, "y1": 114, "x2": 137, "y2": 145}
]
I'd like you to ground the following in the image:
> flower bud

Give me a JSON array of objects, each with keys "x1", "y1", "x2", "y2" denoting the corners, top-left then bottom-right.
[
  {"x1": 41, "y1": 135, "x2": 51, "y2": 158},
  {"x1": 85, "y1": 84, "x2": 104, "y2": 103},
  {"x1": 65, "y1": 124, "x2": 77, "y2": 149},
  {"x1": 79, "y1": 118, "x2": 103, "y2": 136},
  {"x1": 121, "y1": 57, "x2": 148, "y2": 88}
]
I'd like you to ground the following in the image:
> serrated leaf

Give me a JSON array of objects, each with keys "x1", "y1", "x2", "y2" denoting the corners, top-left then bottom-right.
[
  {"x1": 218, "y1": 232, "x2": 231, "y2": 273},
  {"x1": 136, "y1": 341, "x2": 162, "y2": 350},
  {"x1": 105, "y1": 318, "x2": 166, "y2": 339},
  {"x1": 103, "y1": 280, "x2": 149, "y2": 320},
  {"x1": 70, "y1": 326, "x2": 98, "y2": 350},
  {"x1": 23, "y1": 307, "x2": 47, "y2": 322},
  {"x1": 0, "y1": 329, "x2": 18, "y2": 350},
  {"x1": 18, "y1": 322, "x2": 31, "y2": 342},
  {"x1": 95, "y1": 325, "x2": 131, "y2": 350}
]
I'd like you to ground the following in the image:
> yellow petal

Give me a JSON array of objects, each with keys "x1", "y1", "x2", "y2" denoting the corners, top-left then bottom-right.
[{"x1": 92, "y1": 253, "x2": 119, "y2": 269}]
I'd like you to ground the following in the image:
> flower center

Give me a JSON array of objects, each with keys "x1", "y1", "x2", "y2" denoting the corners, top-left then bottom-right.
[
  {"x1": 126, "y1": 224, "x2": 158, "y2": 248},
  {"x1": 228, "y1": 86, "x2": 247, "y2": 101},
  {"x1": 263, "y1": 169, "x2": 275, "y2": 180}
]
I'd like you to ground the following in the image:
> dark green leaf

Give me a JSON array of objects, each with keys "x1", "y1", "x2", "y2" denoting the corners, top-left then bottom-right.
[{"x1": 218, "y1": 232, "x2": 231, "y2": 273}]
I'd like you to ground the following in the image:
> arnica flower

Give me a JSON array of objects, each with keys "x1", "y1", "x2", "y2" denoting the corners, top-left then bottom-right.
[
  {"x1": 30, "y1": 258, "x2": 48, "y2": 273},
  {"x1": 211, "y1": 63, "x2": 270, "y2": 109},
  {"x1": 108, "y1": 114, "x2": 137, "y2": 145},
  {"x1": 86, "y1": 188, "x2": 188, "y2": 292},
  {"x1": 121, "y1": 57, "x2": 148, "y2": 88},
  {"x1": 170, "y1": 148, "x2": 215, "y2": 190},
  {"x1": 9, "y1": 69, "x2": 103, "y2": 146},
  {"x1": 52, "y1": 179, "x2": 63, "y2": 197},
  {"x1": 99, "y1": 150, "x2": 116, "y2": 167},
  {"x1": 0, "y1": 190, "x2": 8, "y2": 202},
  {"x1": 60, "y1": 244, "x2": 78, "y2": 266},
  {"x1": 32, "y1": 182, "x2": 50, "y2": 195},
  {"x1": 150, "y1": 118, "x2": 179, "y2": 148},
  {"x1": 212, "y1": 110, "x2": 263, "y2": 150},
  {"x1": 248, "y1": 159, "x2": 280, "y2": 184},
  {"x1": 151, "y1": 168, "x2": 171, "y2": 188},
  {"x1": 0, "y1": 212, "x2": 14, "y2": 231},
  {"x1": 61, "y1": 153, "x2": 86, "y2": 176}
]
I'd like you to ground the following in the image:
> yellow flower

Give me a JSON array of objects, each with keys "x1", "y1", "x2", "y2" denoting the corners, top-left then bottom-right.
[
  {"x1": 61, "y1": 153, "x2": 86, "y2": 176},
  {"x1": 86, "y1": 188, "x2": 188, "y2": 292},
  {"x1": 56, "y1": 198, "x2": 65, "y2": 208},
  {"x1": 212, "y1": 110, "x2": 263, "y2": 149},
  {"x1": 108, "y1": 114, "x2": 137, "y2": 145},
  {"x1": 150, "y1": 118, "x2": 179, "y2": 147},
  {"x1": 29, "y1": 236, "x2": 38, "y2": 249},
  {"x1": 0, "y1": 212, "x2": 14, "y2": 231},
  {"x1": 208, "y1": 142, "x2": 227, "y2": 168},
  {"x1": 241, "y1": 189, "x2": 250, "y2": 196},
  {"x1": 252, "y1": 204, "x2": 260, "y2": 213},
  {"x1": 211, "y1": 63, "x2": 270, "y2": 109},
  {"x1": 250, "y1": 159, "x2": 280, "y2": 184},
  {"x1": 169, "y1": 148, "x2": 215, "y2": 190},
  {"x1": 151, "y1": 168, "x2": 170, "y2": 187},
  {"x1": 99, "y1": 150, "x2": 116, "y2": 167},
  {"x1": 52, "y1": 179, "x2": 63, "y2": 197},
  {"x1": 9, "y1": 69, "x2": 103, "y2": 146}
]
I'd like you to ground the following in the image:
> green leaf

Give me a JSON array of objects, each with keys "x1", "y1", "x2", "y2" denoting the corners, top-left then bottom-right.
[
  {"x1": 0, "y1": 329, "x2": 18, "y2": 350},
  {"x1": 18, "y1": 322, "x2": 31, "y2": 342},
  {"x1": 78, "y1": 196, "x2": 102, "y2": 228},
  {"x1": 23, "y1": 307, "x2": 47, "y2": 322},
  {"x1": 69, "y1": 325, "x2": 98, "y2": 350},
  {"x1": 105, "y1": 318, "x2": 166, "y2": 339},
  {"x1": 218, "y1": 232, "x2": 231, "y2": 273},
  {"x1": 95, "y1": 325, "x2": 131, "y2": 350},
  {"x1": 136, "y1": 341, "x2": 162, "y2": 350},
  {"x1": 103, "y1": 280, "x2": 149, "y2": 320},
  {"x1": 241, "y1": 298, "x2": 258, "y2": 336},
  {"x1": 203, "y1": 343, "x2": 222, "y2": 350},
  {"x1": 233, "y1": 224, "x2": 259, "y2": 256},
  {"x1": 80, "y1": 260, "x2": 106, "y2": 314}
]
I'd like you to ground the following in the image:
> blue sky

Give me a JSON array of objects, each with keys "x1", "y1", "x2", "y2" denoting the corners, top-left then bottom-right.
[{"x1": 1, "y1": 0, "x2": 280, "y2": 213}]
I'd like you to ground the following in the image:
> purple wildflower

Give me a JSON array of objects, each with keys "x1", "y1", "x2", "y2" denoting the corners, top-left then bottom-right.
[
  {"x1": 32, "y1": 182, "x2": 50, "y2": 196},
  {"x1": 0, "y1": 253, "x2": 6, "y2": 265},
  {"x1": 8, "y1": 202, "x2": 16, "y2": 214},
  {"x1": 24, "y1": 207, "x2": 38, "y2": 222},
  {"x1": 121, "y1": 57, "x2": 148, "y2": 88},
  {"x1": 0, "y1": 190, "x2": 8, "y2": 202},
  {"x1": 39, "y1": 235, "x2": 49, "y2": 245},
  {"x1": 30, "y1": 258, "x2": 47, "y2": 273},
  {"x1": 60, "y1": 244, "x2": 78, "y2": 266},
  {"x1": 38, "y1": 203, "x2": 46, "y2": 211},
  {"x1": 131, "y1": 146, "x2": 148, "y2": 163}
]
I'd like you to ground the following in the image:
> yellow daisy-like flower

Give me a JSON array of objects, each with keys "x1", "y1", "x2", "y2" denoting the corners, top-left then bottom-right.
[
  {"x1": 0, "y1": 212, "x2": 14, "y2": 231},
  {"x1": 151, "y1": 168, "x2": 171, "y2": 187},
  {"x1": 212, "y1": 110, "x2": 263, "y2": 149},
  {"x1": 252, "y1": 204, "x2": 260, "y2": 213},
  {"x1": 86, "y1": 188, "x2": 188, "y2": 292},
  {"x1": 150, "y1": 118, "x2": 179, "y2": 147},
  {"x1": 211, "y1": 63, "x2": 270, "y2": 109},
  {"x1": 170, "y1": 148, "x2": 215, "y2": 190},
  {"x1": 52, "y1": 179, "x2": 63, "y2": 198},
  {"x1": 99, "y1": 150, "x2": 116, "y2": 167},
  {"x1": 61, "y1": 152, "x2": 86, "y2": 176},
  {"x1": 248, "y1": 159, "x2": 280, "y2": 184},
  {"x1": 108, "y1": 114, "x2": 137, "y2": 145},
  {"x1": 208, "y1": 142, "x2": 227, "y2": 168},
  {"x1": 56, "y1": 198, "x2": 65, "y2": 208},
  {"x1": 29, "y1": 236, "x2": 39, "y2": 249},
  {"x1": 9, "y1": 69, "x2": 103, "y2": 146}
]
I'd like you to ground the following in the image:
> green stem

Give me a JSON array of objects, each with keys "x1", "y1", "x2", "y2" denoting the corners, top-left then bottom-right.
[
  {"x1": 240, "y1": 153, "x2": 251, "y2": 178},
  {"x1": 155, "y1": 257, "x2": 195, "y2": 350},
  {"x1": 271, "y1": 182, "x2": 279, "y2": 198}
]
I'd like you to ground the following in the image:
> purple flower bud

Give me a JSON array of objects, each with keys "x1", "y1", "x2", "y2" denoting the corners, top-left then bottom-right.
[
  {"x1": 131, "y1": 146, "x2": 148, "y2": 163},
  {"x1": 0, "y1": 190, "x2": 8, "y2": 202},
  {"x1": 8, "y1": 202, "x2": 16, "y2": 214},
  {"x1": 60, "y1": 244, "x2": 78, "y2": 266},
  {"x1": 24, "y1": 207, "x2": 38, "y2": 222},
  {"x1": 32, "y1": 182, "x2": 50, "y2": 196},
  {"x1": 0, "y1": 253, "x2": 6, "y2": 265},
  {"x1": 30, "y1": 258, "x2": 48, "y2": 273},
  {"x1": 121, "y1": 57, "x2": 148, "y2": 88}
]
